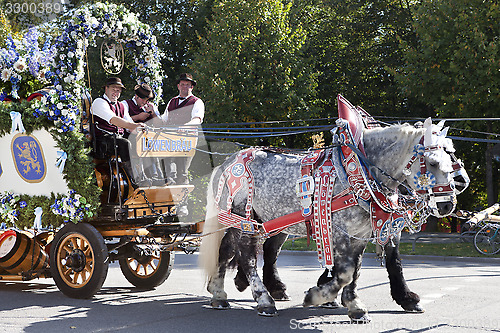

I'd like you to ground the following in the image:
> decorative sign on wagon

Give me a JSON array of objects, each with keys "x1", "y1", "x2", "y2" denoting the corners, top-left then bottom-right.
[
  {"x1": 135, "y1": 131, "x2": 198, "y2": 157},
  {"x1": 100, "y1": 39, "x2": 124, "y2": 74},
  {"x1": 11, "y1": 134, "x2": 47, "y2": 183}
]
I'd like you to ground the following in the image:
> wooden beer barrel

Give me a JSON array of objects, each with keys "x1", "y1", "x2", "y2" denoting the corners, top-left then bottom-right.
[{"x1": 0, "y1": 230, "x2": 49, "y2": 274}]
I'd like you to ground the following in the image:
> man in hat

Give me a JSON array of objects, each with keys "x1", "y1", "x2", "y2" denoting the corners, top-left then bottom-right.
[
  {"x1": 160, "y1": 73, "x2": 205, "y2": 186},
  {"x1": 122, "y1": 83, "x2": 164, "y2": 186},
  {"x1": 124, "y1": 83, "x2": 160, "y2": 123},
  {"x1": 160, "y1": 73, "x2": 204, "y2": 217},
  {"x1": 91, "y1": 77, "x2": 145, "y2": 187}
]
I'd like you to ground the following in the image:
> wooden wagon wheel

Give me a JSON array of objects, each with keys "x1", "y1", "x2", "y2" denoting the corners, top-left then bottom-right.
[
  {"x1": 118, "y1": 250, "x2": 174, "y2": 289},
  {"x1": 50, "y1": 223, "x2": 108, "y2": 298}
]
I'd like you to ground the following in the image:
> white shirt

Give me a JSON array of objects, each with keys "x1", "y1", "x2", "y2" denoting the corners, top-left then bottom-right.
[
  {"x1": 91, "y1": 95, "x2": 133, "y2": 123},
  {"x1": 161, "y1": 94, "x2": 205, "y2": 123}
]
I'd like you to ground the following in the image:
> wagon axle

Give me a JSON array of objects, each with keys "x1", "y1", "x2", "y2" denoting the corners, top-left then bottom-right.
[{"x1": 63, "y1": 249, "x2": 87, "y2": 273}]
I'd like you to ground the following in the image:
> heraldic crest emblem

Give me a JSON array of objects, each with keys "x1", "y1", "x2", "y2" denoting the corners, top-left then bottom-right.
[{"x1": 11, "y1": 134, "x2": 46, "y2": 183}]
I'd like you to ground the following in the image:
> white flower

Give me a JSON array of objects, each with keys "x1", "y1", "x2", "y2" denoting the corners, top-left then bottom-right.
[
  {"x1": 144, "y1": 76, "x2": 150, "y2": 83},
  {"x1": 60, "y1": 54, "x2": 66, "y2": 60},
  {"x1": 68, "y1": 51, "x2": 75, "y2": 58},
  {"x1": 122, "y1": 27, "x2": 128, "y2": 34},
  {"x1": 105, "y1": 28, "x2": 112, "y2": 35},
  {"x1": 37, "y1": 70, "x2": 46, "y2": 81},
  {"x1": 1, "y1": 68, "x2": 12, "y2": 82},
  {"x1": 57, "y1": 102, "x2": 64, "y2": 110},
  {"x1": 144, "y1": 55, "x2": 151, "y2": 63},
  {"x1": 13, "y1": 58, "x2": 26, "y2": 72},
  {"x1": 56, "y1": 84, "x2": 62, "y2": 90},
  {"x1": 138, "y1": 63, "x2": 145, "y2": 71}
]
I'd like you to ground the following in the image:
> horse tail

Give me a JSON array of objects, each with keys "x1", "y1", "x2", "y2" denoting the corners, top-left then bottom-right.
[{"x1": 199, "y1": 166, "x2": 225, "y2": 281}]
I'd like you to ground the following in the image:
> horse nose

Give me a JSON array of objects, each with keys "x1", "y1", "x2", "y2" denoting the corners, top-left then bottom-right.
[{"x1": 437, "y1": 201, "x2": 454, "y2": 216}]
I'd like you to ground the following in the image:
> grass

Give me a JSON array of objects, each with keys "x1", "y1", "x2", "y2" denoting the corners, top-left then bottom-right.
[{"x1": 282, "y1": 237, "x2": 500, "y2": 258}]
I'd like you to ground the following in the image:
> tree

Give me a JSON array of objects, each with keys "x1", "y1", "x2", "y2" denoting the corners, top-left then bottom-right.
[
  {"x1": 192, "y1": 0, "x2": 317, "y2": 134},
  {"x1": 395, "y1": 0, "x2": 500, "y2": 208},
  {"x1": 305, "y1": 0, "x2": 419, "y2": 119}
]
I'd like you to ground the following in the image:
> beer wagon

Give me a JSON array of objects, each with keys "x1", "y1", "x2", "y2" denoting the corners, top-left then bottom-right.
[
  {"x1": 0, "y1": 3, "x2": 204, "y2": 299},
  {"x1": 0, "y1": 91, "x2": 204, "y2": 298}
]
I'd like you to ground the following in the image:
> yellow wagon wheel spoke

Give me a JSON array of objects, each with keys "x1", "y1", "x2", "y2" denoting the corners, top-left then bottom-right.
[{"x1": 57, "y1": 233, "x2": 95, "y2": 288}]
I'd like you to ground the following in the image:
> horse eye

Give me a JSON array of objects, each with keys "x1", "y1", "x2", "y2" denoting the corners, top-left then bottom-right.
[{"x1": 429, "y1": 162, "x2": 438, "y2": 168}]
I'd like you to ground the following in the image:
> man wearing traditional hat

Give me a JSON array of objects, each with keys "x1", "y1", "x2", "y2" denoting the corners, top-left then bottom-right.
[
  {"x1": 122, "y1": 83, "x2": 164, "y2": 186},
  {"x1": 124, "y1": 83, "x2": 160, "y2": 123},
  {"x1": 91, "y1": 77, "x2": 145, "y2": 187},
  {"x1": 161, "y1": 73, "x2": 205, "y2": 186},
  {"x1": 161, "y1": 73, "x2": 204, "y2": 217}
]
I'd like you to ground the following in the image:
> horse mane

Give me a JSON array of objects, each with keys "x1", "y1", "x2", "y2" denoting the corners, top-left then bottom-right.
[
  {"x1": 363, "y1": 123, "x2": 424, "y2": 151},
  {"x1": 361, "y1": 123, "x2": 424, "y2": 187}
]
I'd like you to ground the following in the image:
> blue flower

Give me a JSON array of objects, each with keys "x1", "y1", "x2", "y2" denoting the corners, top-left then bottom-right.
[{"x1": 19, "y1": 201, "x2": 27, "y2": 208}]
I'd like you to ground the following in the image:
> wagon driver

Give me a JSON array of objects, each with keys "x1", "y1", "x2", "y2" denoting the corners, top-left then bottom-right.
[
  {"x1": 161, "y1": 73, "x2": 204, "y2": 186},
  {"x1": 91, "y1": 77, "x2": 145, "y2": 187}
]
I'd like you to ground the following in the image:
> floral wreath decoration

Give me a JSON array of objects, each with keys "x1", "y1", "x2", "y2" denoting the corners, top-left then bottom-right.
[{"x1": 0, "y1": 2, "x2": 164, "y2": 230}]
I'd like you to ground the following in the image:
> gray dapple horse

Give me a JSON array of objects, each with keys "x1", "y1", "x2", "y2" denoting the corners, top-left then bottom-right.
[{"x1": 199, "y1": 119, "x2": 464, "y2": 322}]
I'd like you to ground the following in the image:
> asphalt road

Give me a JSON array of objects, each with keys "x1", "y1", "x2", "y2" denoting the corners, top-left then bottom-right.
[{"x1": 1, "y1": 252, "x2": 500, "y2": 333}]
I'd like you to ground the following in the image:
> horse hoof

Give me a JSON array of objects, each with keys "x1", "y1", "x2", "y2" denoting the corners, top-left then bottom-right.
[
  {"x1": 270, "y1": 290, "x2": 290, "y2": 301},
  {"x1": 302, "y1": 286, "x2": 319, "y2": 307},
  {"x1": 210, "y1": 299, "x2": 230, "y2": 310},
  {"x1": 321, "y1": 300, "x2": 341, "y2": 309},
  {"x1": 350, "y1": 314, "x2": 371, "y2": 324},
  {"x1": 258, "y1": 306, "x2": 278, "y2": 317},
  {"x1": 403, "y1": 303, "x2": 425, "y2": 313}
]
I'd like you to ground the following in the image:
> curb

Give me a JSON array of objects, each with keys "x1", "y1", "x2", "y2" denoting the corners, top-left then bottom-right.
[{"x1": 281, "y1": 250, "x2": 500, "y2": 264}]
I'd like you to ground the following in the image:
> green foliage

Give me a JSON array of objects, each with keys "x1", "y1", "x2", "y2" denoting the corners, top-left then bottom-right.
[
  {"x1": 283, "y1": 237, "x2": 498, "y2": 257},
  {"x1": 192, "y1": 0, "x2": 317, "y2": 128},
  {"x1": 396, "y1": 0, "x2": 499, "y2": 119},
  {"x1": 394, "y1": 0, "x2": 500, "y2": 209},
  {"x1": 306, "y1": 0, "x2": 420, "y2": 118}
]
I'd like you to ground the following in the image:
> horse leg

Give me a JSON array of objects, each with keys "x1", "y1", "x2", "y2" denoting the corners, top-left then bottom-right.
[
  {"x1": 262, "y1": 232, "x2": 289, "y2": 301},
  {"x1": 316, "y1": 268, "x2": 341, "y2": 308},
  {"x1": 207, "y1": 229, "x2": 238, "y2": 309},
  {"x1": 304, "y1": 244, "x2": 370, "y2": 323},
  {"x1": 234, "y1": 233, "x2": 289, "y2": 300},
  {"x1": 339, "y1": 249, "x2": 371, "y2": 323},
  {"x1": 238, "y1": 233, "x2": 277, "y2": 316},
  {"x1": 233, "y1": 264, "x2": 249, "y2": 292},
  {"x1": 385, "y1": 239, "x2": 424, "y2": 313}
]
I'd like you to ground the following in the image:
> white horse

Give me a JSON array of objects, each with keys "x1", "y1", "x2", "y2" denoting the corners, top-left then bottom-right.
[{"x1": 199, "y1": 118, "x2": 467, "y2": 322}]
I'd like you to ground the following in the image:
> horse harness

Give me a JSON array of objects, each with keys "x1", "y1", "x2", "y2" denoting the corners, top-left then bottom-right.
[{"x1": 213, "y1": 117, "x2": 468, "y2": 270}]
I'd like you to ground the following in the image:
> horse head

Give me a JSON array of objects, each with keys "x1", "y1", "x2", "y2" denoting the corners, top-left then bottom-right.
[{"x1": 402, "y1": 118, "x2": 469, "y2": 217}]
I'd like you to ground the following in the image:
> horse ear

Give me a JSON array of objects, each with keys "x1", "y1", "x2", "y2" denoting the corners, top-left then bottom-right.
[
  {"x1": 440, "y1": 126, "x2": 449, "y2": 137},
  {"x1": 424, "y1": 118, "x2": 433, "y2": 147},
  {"x1": 437, "y1": 120, "x2": 446, "y2": 130},
  {"x1": 423, "y1": 117, "x2": 432, "y2": 129}
]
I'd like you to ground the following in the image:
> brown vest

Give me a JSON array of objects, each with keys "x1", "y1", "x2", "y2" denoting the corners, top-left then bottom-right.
[
  {"x1": 166, "y1": 95, "x2": 199, "y2": 125},
  {"x1": 126, "y1": 99, "x2": 154, "y2": 122},
  {"x1": 94, "y1": 98, "x2": 125, "y2": 136}
]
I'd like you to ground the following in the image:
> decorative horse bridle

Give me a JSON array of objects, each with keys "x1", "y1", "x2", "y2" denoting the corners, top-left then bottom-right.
[{"x1": 402, "y1": 133, "x2": 470, "y2": 217}]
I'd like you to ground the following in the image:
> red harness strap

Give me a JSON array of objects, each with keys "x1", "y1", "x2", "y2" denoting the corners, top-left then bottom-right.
[{"x1": 215, "y1": 148, "x2": 258, "y2": 232}]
